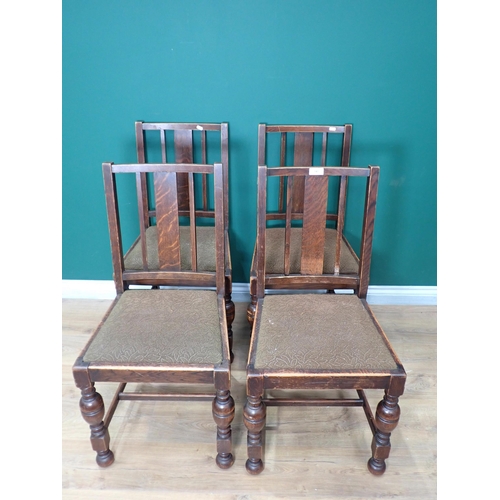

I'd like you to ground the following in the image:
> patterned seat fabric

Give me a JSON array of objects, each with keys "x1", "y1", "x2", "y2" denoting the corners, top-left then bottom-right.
[
  {"x1": 254, "y1": 294, "x2": 398, "y2": 371},
  {"x1": 124, "y1": 226, "x2": 217, "y2": 271},
  {"x1": 265, "y1": 227, "x2": 359, "y2": 275},
  {"x1": 83, "y1": 289, "x2": 223, "y2": 365}
]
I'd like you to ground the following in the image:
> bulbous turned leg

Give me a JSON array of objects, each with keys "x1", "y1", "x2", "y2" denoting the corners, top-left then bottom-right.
[
  {"x1": 246, "y1": 294, "x2": 257, "y2": 329},
  {"x1": 79, "y1": 385, "x2": 114, "y2": 467},
  {"x1": 212, "y1": 389, "x2": 235, "y2": 469},
  {"x1": 225, "y1": 289, "x2": 235, "y2": 363},
  {"x1": 243, "y1": 395, "x2": 266, "y2": 474},
  {"x1": 368, "y1": 392, "x2": 401, "y2": 475}
]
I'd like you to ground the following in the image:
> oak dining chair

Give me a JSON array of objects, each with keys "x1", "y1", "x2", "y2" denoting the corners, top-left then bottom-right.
[
  {"x1": 73, "y1": 161, "x2": 235, "y2": 469},
  {"x1": 243, "y1": 163, "x2": 406, "y2": 475}
]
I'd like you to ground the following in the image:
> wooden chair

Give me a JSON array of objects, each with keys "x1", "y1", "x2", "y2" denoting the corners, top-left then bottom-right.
[
  {"x1": 243, "y1": 164, "x2": 406, "y2": 475},
  {"x1": 73, "y1": 161, "x2": 235, "y2": 469},
  {"x1": 247, "y1": 123, "x2": 353, "y2": 324},
  {"x1": 130, "y1": 121, "x2": 234, "y2": 350}
]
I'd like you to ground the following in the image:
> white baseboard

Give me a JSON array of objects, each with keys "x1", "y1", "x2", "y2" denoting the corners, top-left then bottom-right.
[{"x1": 62, "y1": 280, "x2": 436, "y2": 306}]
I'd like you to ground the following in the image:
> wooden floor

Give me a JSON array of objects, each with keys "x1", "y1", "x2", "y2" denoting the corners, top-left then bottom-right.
[{"x1": 62, "y1": 299, "x2": 436, "y2": 499}]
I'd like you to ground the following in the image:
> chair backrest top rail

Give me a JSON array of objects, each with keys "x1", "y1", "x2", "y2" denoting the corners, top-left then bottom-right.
[
  {"x1": 264, "y1": 124, "x2": 350, "y2": 133},
  {"x1": 265, "y1": 165, "x2": 373, "y2": 177},
  {"x1": 109, "y1": 162, "x2": 216, "y2": 174},
  {"x1": 138, "y1": 122, "x2": 225, "y2": 132}
]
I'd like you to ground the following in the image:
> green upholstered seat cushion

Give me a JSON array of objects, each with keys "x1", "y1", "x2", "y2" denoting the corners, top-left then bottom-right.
[{"x1": 83, "y1": 289, "x2": 223, "y2": 365}]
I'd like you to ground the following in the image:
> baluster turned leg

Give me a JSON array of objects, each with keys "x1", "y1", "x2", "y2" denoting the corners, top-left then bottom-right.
[
  {"x1": 212, "y1": 389, "x2": 235, "y2": 469},
  {"x1": 368, "y1": 391, "x2": 401, "y2": 475},
  {"x1": 244, "y1": 395, "x2": 266, "y2": 474},
  {"x1": 79, "y1": 384, "x2": 114, "y2": 467}
]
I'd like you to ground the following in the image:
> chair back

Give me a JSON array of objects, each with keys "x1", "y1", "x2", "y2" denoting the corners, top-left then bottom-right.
[
  {"x1": 255, "y1": 164, "x2": 379, "y2": 299},
  {"x1": 103, "y1": 162, "x2": 225, "y2": 295},
  {"x1": 135, "y1": 121, "x2": 229, "y2": 228},
  {"x1": 258, "y1": 123, "x2": 352, "y2": 216}
]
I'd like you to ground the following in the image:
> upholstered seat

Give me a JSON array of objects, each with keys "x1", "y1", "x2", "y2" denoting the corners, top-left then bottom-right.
[
  {"x1": 124, "y1": 226, "x2": 217, "y2": 272},
  {"x1": 264, "y1": 228, "x2": 358, "y2": 275},
  {"x1": 254, "y1": 294, "x2": 398, "y2": 371},
  {"x1": 84, "y1": 289, "x2": 223, "y2": 365}
]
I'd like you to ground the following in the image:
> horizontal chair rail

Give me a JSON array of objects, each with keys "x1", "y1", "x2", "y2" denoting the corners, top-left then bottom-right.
[
  {"x1": 122, "y1": 271, "x2": 216, "y2": 283},
  {"x1": 140, "y1": 123, "x2": 223, "y2": 131},
  {"x1": 266, "y1": 212, "x2": 339, "y2": 221},
  {"x1": 265, "y1": 125, "x2": 347, "y2": 133},
  {"x1": 266, "y1": 166, "x2": 371, "y2": 177},
  {"x1": 111, "y1": 163, "x2": 215, "y2": 174},
  {"x1": 265, "y1": 275, "x2": 359, "y2": 287},
  {"x1": 263, "y1": 398, "x2": 364, "y2": 407},
  {"x1": 147, "y1": 210, "x2": 216, "y2": 218},
  {"x1": 102, "y1": 383, "x2": 216, "y2": 428},
  {"x1": 118, "y1": 392, "x2": 215, "y2": 401}
]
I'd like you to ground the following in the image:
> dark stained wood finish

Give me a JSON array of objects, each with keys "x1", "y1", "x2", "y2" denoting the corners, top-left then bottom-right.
[
  {"x1": 247, "y1": 123, "x2": 354, "y2": 325},
  {"x1": 244, "y1": 164, "x2": 406, "y2": 476},
  {"x1": 154, "y1": 171, "x2": 181, "y2": 271},
  {"x1": 73, "y1": 162, "x2": 234, "y2": 469},
  {"x1": 291, "y1": 132, "x2": 313, "y2": 213},
  {"x1": 300, "y1": 175, "x2": 329, "y2": 275},
  {"x1": 173, "y1": 129, "x2": 193, "y2": 211}
]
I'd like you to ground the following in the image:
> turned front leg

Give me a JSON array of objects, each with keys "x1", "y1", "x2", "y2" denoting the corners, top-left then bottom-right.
[
  {"x1": 79, "y1": 384, "x2": 114, "y2": 467},
  {"x1": 212, "y1": 389, "x2": 235, "y2": 469},
  {"x1": 243, "y1": 395, "x2": 266, "y2": 474},
  {"x1": 368, "y1": 391, "x2": 401, "y2": 475}
]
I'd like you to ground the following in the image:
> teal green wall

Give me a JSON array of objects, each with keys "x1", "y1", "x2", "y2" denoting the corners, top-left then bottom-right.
[{"x1": 63, "y1": 0, "x2": 436, "y2": 286}]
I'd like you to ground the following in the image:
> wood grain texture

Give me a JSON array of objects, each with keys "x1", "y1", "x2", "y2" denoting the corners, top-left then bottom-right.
[
  {"x1": 63, "y1": 300, "x2": 436, "y2": 499},
  {"x1": 300, "y1": 176, "x2": 329, "y2": 274},
  {"x1": 291, "y1": 132, "x2": 313, "y2": 213},
  {"x1": 154, "y1": 171, "x2": 181, "y2": 271},
  {"x1": 174, "y1": 129, "x2": 193, "y2": 211}
]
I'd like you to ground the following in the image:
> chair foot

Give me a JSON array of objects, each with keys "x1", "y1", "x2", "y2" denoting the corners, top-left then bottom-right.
[
  {"x1": 245, "y1": 457, "x2": 264, "y2": 474},
  {"x1": 96, "y1": 449, "x2": 115, "y2": 468},
  {"x1": 368, "y1": 392, "x2": 402, "y2": 475},
  {"x1": 216, "y1": 452, "x2": 235, "y2": 469},
  {"x1": 367, "y1": 457, "x2": 386, "y2": 475},
  {"x1": 213, "y1": 389, "x2": 235, "y2": 469},
  {"x1": 79, "y1": 385, "x2": 114, "y2": 467}
]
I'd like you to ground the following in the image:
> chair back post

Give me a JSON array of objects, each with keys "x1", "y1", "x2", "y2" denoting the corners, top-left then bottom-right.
[
  {"x1": 221, "y1": 123, "x2": 229, "y2": 230},
  {"x1": 358, "y1": 165, "x2": 380, "y2": 298},
  {"x1": 102, "y1": 162, "x2": 125, "y2": 294},
  {"x1": 134, "y1": 121, "x2": 150, "y2": 230},
  {"x1": 257, "y1": 124, "x2": 267, "y2": 166},
  {"x1": 214, "y1": 162, "x2": 225, "y2": 297}
]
